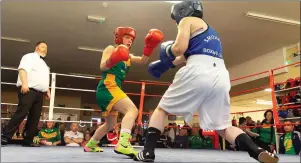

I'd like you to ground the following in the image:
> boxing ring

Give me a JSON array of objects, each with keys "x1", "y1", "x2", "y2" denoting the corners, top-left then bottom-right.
[{"x1": 1, "y1": 62, "x2": 301, "y2": 162}]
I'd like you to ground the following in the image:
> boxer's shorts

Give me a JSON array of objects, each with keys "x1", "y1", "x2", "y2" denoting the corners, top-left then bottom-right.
[
  {"x1": 159, "y1": 55, "x2": 232, "y2": 130},
  {"x1": 96, "y1": 74, "x2": 127, "y2": 117}
]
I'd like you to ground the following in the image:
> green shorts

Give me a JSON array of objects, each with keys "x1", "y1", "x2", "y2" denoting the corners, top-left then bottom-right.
[{"x1": 96, "y1": 74, "x2": 128, "y2": 116}]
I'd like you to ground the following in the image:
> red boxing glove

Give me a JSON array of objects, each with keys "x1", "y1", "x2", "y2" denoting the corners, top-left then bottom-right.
[
  {"x1": 143, "y1": 29, "x2": 164, "y2": 56},
  {"x1": 106, "y1": 45, "x2": 130, "y2": 68}
]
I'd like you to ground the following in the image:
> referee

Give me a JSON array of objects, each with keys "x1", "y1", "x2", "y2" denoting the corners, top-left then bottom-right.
[{"x1": 1, "y1": 41, "x2": 51, "y2": 147}]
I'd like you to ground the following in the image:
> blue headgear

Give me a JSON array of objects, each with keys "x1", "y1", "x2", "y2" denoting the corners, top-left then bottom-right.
[{"x1": 171, "y1": 1, "x2": 203, "y2": 24}]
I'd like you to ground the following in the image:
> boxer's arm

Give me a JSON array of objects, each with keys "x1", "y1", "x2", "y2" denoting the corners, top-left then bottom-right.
[
  {"x1": 171, "y1": 17, "x2": 191, "y2": 57},
  {"x1": 172, "y1": 55, "x2": 186, "y2": 66},
  {"x1": 100, "y1": 45, "x2": 115, "y2": 71},
  {"x1": 130, "y1": 54, "x2": 149, "y2": 64}
]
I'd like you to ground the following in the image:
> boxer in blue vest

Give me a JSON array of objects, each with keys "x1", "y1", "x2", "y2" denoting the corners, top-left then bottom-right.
[{"x1": 134, "y1": 1, "x2": 279, "y2": 163}]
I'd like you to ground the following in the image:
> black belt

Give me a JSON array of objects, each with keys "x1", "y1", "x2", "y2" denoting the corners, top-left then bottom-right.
[{"x1": 18, "y1": 87, "x2": 45, "y2": 93}]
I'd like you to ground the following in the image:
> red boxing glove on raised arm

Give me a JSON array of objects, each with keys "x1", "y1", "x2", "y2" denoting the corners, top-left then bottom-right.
[
  {"x1": 143, "y1": 29, "x2": 164, "y2": 56},
  {"x1": 106, "y1": 45, "x2": 130, "y2": 68}
]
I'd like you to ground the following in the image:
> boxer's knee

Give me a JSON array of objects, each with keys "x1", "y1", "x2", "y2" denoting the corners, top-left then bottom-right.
[{"x1": 127, "y1": 106, "x2": 138, "y2": 117}]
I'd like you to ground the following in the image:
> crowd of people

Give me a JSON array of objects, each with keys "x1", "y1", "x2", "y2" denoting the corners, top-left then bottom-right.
[
  {"x1": 226, "y1": 110, "x2": 300, "y2": 155},
  {"x1": 2, "y1": 109, "x2": 300, "y2": 156}
]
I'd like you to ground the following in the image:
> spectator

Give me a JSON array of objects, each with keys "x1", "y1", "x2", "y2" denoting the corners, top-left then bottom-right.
[
  {"x1": 35, "y1": 121, "x2": 61, "y2": 146},
  {"x1": 131, "y1": 128, "x2": 139, "y2": 145},
  {"x1": 157, "y1": 129, "x2": 171, "y2": 148},
  {"x1": 1, "y1": 41, "x2": 50, "y2": 147},
  {"x1": 254, "y1": 110, "x2": 276, "y2": 153},
  {"x1": 174, "y1": 128, "x2": 189, "y2": 148},
  {"x1": 138, "y1": 129, "x2": 145, "y2": 146},
  {"x1": 168, "y1": 123, "x2": 176, "y2": 143},
  {"x1": 131, "y1": 128, "x2": 143, "y2": 146},
  {"x1": 256, "y1": 120, "x2": 261, "y2": 125},
  {"x1": 183, "y1": 121, "x2": 192, "y2": 136},
  {"x1": 81, "y1": 133, "x2": 92, "y2": 147},
  {"x1": 279, "y1": 120, "x2": 301, "y2": 155},
  {"x1": 107, "y1": 125, "x2": 119, "y2": 145},
  {"x1": 246, "y1": 116, "x2": 256, "y2": 126},
  {"x1": 203, "y1": 135, "x2": 213, "y2": 149},
  {"x1": 176, "y1": 125, "x2": 181, "y2": 136},
  {"x1": 238, "y1": 117, "x2": 259, "y2": 138},
  {"x1": 64, "y1": 122, "x2": 83, "y2": 146},
  {"x1": 238, "y1": 117, "x2": 247, "y2": 131},
  {"x1": 189, "y1": 127, "x2": 203, "y2": 149},
  {"x1": 85, "y1": 128, "x2": 91, "y2": 134}
]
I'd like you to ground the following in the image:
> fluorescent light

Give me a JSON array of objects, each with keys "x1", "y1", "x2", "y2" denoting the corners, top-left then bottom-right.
[
  {"x1": 78, "y1": 46, "x2": 103, "y2": 53},
  {"x1": 1, "y1": 36, "x2": 30, "y2": 43},
  {"x1": 246, "y1": 12, "x2": 300, "y2": 26},
  {"x1": 87, "y1": 15, "x2": 106, "y2": 24},
  {"x1": 264, "y1": 88, "x2": 272, "y2": 92},
  {"x1": 164, "y1": 1, "x2": 182, "y2": 4},
  {"x1": 256, "y1": 100, "x2": 272, "y2": 105}
]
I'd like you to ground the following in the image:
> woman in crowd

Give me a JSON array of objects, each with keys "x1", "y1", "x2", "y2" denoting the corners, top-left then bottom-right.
[{"x1": 254, "y1": 110, "x2": 276, "y2": 153}]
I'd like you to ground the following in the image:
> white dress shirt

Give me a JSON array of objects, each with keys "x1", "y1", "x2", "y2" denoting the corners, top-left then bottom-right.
[{"x1": 17, "y1": 52, "x2": 50, "y2": 92}]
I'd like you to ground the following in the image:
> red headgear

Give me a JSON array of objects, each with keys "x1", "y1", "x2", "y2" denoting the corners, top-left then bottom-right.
[{"x1": 114, "y1": 27, "x2": 136, "y2": 45}]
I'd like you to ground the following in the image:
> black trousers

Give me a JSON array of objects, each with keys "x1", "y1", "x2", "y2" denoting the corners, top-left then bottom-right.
[
  {"x1": 2, "y1": 88, "x2": 44, "y2": 145},
  {"x1": 255, "y1": 138, "x2": 273, "y2": 153}
]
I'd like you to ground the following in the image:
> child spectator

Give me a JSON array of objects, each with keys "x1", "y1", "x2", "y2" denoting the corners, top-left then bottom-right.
[
  {"x1": 279, "y1": 120, "x2": 301, "y2": 155},
  {"x1": 34, "y1": 121, "x2": 61, "y2": 146}
]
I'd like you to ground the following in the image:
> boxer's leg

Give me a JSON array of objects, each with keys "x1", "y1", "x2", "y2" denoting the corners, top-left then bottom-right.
[
  {"x1": 84, "y1": 114, "x2": 117, "y2": 152},
  {"x1": 135, "y1": 66, "x2": 204, "y2": 162},
  {"x1": 113, "y1": 97, "x2": 138, "y2": 158},
  {"x1": 200, "y1": 69, "x2": 279, "y2": 163}
]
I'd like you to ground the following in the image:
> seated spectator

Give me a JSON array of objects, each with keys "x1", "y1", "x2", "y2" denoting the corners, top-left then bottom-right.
[
  {"x1": 174, "y1": 128, "x2": 189, "y2": 148},
  {"x1": 183, "y1": 121, "x2": 192, "y2": 136},
  {"x1": 254, "y1": 110, "x2": 276, "y2": 153},
  {"x1": 107, "y1": 125, "x2": 119, "y2": 145},
  {"x1": 176, "y1": 125, "x2": 180, "y2": 136},
  {"x1": 81, "y1": 133, "x2": 91, "y2": 147},
  {"x1": 279, "y1": 120, "x2": 301, "y2": 155},
  {"x1": 139, "y1": 129, "x2": 145, "y2": 146},
  {"x1": 85, "y1": 128, "x2": 91, "y2": 134},
  {"x1": 239, "y1": 117, "x2": 259, "y2": 138},
  {"x1": 246, "y1": 116, "x2": 256, "y2": 126},
  {"x1": 35, "y1": 121, "x2": 61, "y2": 146},
  {"x1": 203, "y1": 135, "x2": 213, "y2": 149},
  {"x1": 168, "y1": 123, "x2": 176, "y2": 143},
  {"x1": 131, "y1": 128, "x2": 143, "y2": 146},
  {"x1": 157, "y1": 129, "x2": 171, "y2": 148},
  {"x1": 64, "y1": 122, "x2": 83, "y2": 146},
  {"x1": 189, "y1": 127, "x2": 203, "y2": 149}
]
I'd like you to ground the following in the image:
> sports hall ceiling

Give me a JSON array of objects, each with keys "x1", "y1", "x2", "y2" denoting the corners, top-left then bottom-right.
[{"x1": 1, "y1": 1, "x2": 300, "y2": 106}]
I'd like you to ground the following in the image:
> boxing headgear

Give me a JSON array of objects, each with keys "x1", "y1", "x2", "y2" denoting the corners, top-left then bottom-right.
[
  {"x1": 171, "y1": 0, "x2": 204, "y2": 24},
  {"x1": 114, "y1": 27, "x2": 136, "y2": 45}
]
